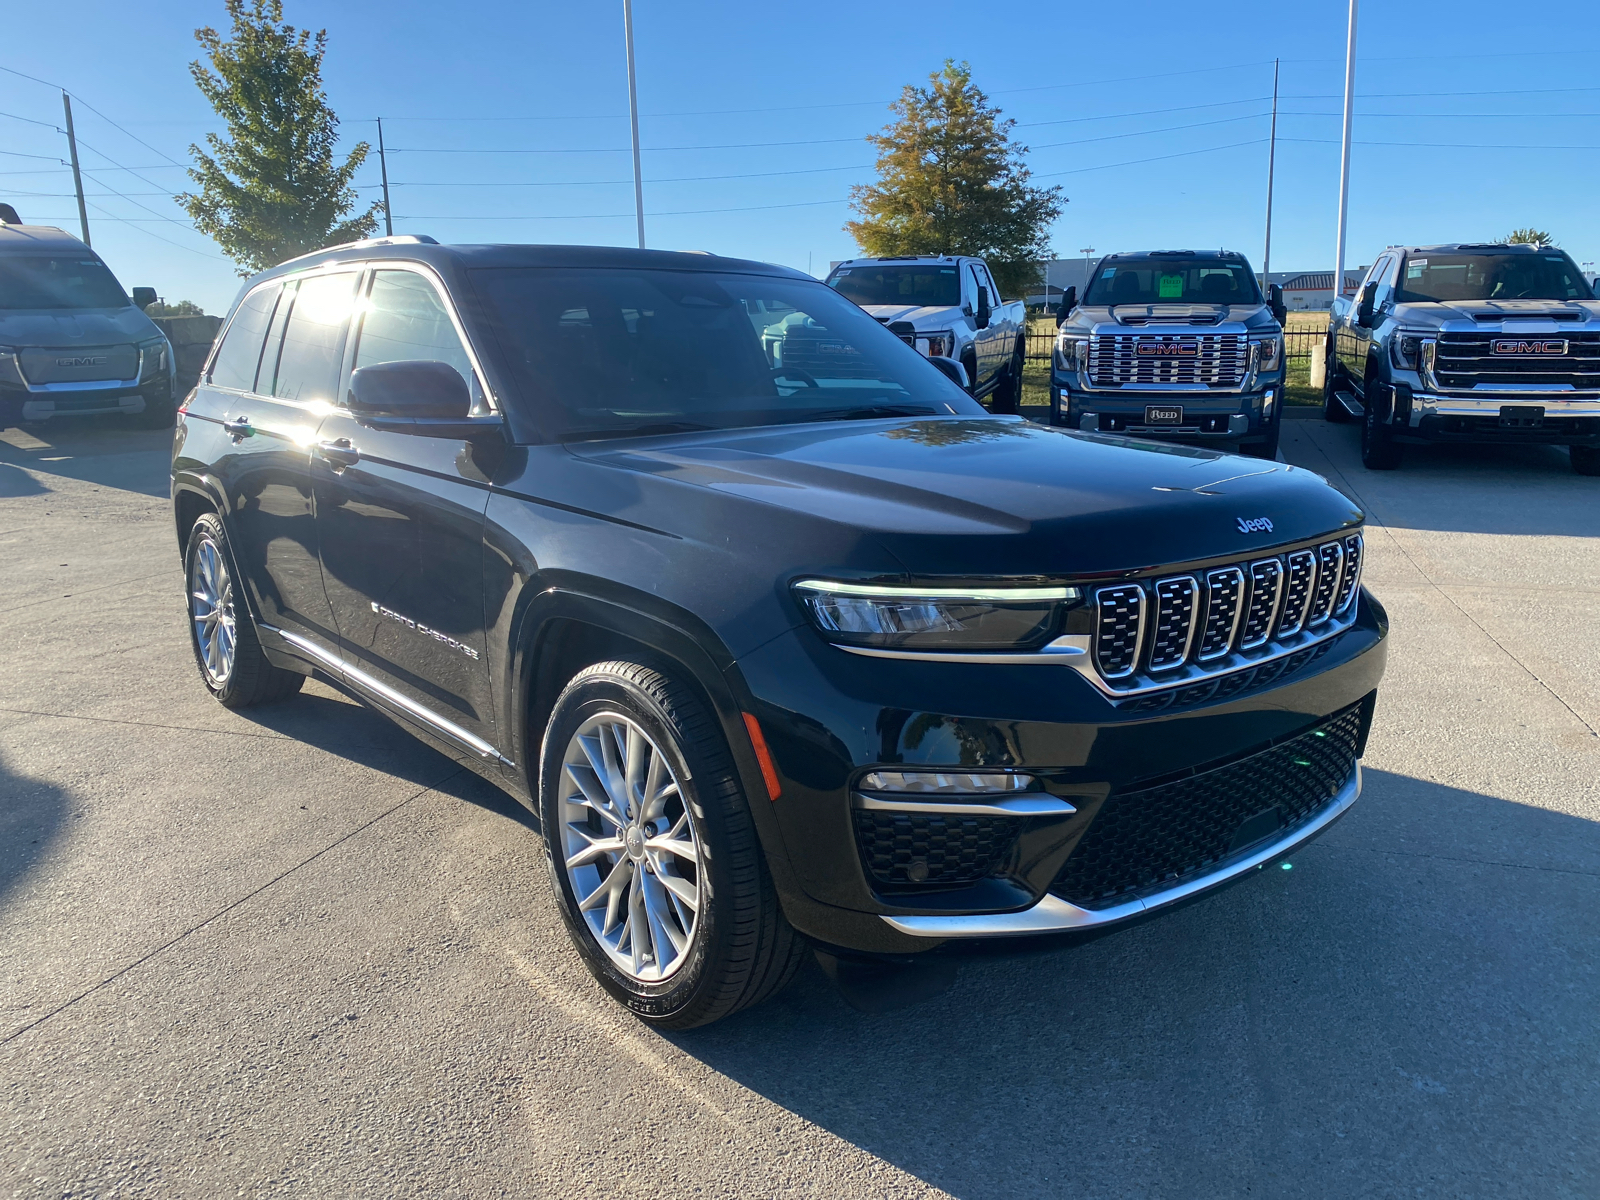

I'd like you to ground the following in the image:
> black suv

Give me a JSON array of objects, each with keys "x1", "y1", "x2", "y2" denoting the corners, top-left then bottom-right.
[{"x1": 172, "y1": 238, "x2": 1388, "y2": 1028}]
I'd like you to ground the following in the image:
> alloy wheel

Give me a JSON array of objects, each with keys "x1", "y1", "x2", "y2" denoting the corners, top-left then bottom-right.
[
  {"x1": 189, "y1": 534, "x2": 237, "y2": 687},
  {"x1": 558, "y1": 712, "x2": 703, "y2": 982}
]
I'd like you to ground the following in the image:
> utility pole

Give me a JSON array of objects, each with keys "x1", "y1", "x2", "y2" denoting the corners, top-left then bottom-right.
[
  {"x1": 623, "y1": 0, "x2": 646, "y2": 249},
  {"x1": 1262, "y1": 58, "x2": 1279, "y2": 286},
  {"x1": 1333, "y1": 0, "x2": 1359, "y2": 300},
  {"x1": 377, "y1": 117, "x2": 393, "y2": 236},
  {"x1": 61, "y1": 91, "x2": 90, "y2": 247}
]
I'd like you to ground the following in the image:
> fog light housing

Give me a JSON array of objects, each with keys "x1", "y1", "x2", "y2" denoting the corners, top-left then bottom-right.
[{"x1": 860, "y1": 770, "x2": 1036, "y2": 794}]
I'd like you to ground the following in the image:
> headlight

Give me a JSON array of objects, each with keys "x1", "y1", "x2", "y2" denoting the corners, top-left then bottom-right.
[
  {"x1": 0, "y1": 346, "x2": 22, "y2": 387},
  {"x1": 1055, "y1": 333, "x2": 1087, "y2": 372},
  {"x1": 918, "y1": 331, "x2": 953, "y2": 358},
  {"x1": 1390, "y1": 332, "x2": 1426, "y2": 370},
  {"x1": 139, "y1": 337, "x2": 169, "y2": 378},
  {"x1": 793, "y1": 579, "x2": 1082, "y2": 651},
  {"x1": 1251, "y1": 335, "x2": 1282, "y2": 370}
]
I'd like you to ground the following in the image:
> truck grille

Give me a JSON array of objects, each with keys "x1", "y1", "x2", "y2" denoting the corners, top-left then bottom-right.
[
  {"x1": 1434, "y1": 331, "x2": 1600, "y2": 391},
  {"x1": 772, "y1": 335, "x2": 880, "y2": 380},
  {"x1": 1051, "y1": 702, "x2": 1365, "y2": 907},
  {"x1": 1088, "y1": 333, "x2": 1248, "y2": 387},
  {"x1": 1090, "y1": 534, "x2": 1363, "y2": 694},
  {"x1": 19, "y1": 344, "x2": 140, "y2": 385}
]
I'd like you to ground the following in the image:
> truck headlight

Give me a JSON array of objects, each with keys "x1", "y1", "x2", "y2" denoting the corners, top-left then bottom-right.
[
  {"x1": 918, "y1": 331, "x2": 953, "y2": 358},
  {"x1": 1390, "y1": 332, "x2": 1426, "y2": 370},
  {"x1": 0, "y1": 346, "x2": 22, "y2": 387},
  {"x1": 793, "y1": 579, "x2": 1081, "y2": 652},
  {"x1": 139, "y1": 337, "x2": 169, "y2": 379},
  {"x1": 1251, "y1": 335, "x2": 1282, "y2": 370},
  {"x1": 1055, "y1": 334, "x2": 1087, "y2": 372}
]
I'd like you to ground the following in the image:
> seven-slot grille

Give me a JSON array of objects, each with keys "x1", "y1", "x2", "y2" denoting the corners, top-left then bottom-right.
[
  {"x1": 1434, "y1": 331, "x2": 1600, "y2": 391},
  {"x1": 1088, "y1": 333, "x2": 1248, "y2": 387},
  {"x1": 1091, "y1": 534, "x2": 1363, "y2": 689}
]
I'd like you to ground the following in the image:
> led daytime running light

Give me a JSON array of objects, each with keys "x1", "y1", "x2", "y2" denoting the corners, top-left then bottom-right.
[{"x1": 794, "y1": 580, "x2": 1079, "y2": 602}]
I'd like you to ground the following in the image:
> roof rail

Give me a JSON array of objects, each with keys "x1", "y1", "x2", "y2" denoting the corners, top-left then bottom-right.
[{"x1": 274, "y1": 233, "x2": 440, "y2": 270}]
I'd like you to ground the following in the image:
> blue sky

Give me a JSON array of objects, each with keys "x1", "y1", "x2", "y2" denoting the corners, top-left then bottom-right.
[{"x1": 3, "y1": 0, "x2": 1597, "y2": 314}]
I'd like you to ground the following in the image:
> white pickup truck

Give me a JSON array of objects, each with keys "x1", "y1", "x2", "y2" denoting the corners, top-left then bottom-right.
[{"x1": 825, "y1": 255, "x2": 1027, "y2": 412}]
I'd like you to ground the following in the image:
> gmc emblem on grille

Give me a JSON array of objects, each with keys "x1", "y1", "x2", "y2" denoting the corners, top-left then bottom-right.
[
  {"x1": 1237, "y1": 517, "x2": 1274, "y2": 534},
  {"x1": 1491, "y1": 339, "x2": 1566, "y2": 356},
  {"x1": 54, "y1": 355, "x2": 108, "y2": 368},
  {"x1": 1136, "y1": 341, "x2": 1198, "y2": 357}
]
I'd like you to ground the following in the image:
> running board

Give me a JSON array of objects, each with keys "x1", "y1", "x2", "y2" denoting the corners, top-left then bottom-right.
[{"x1": 1336, "y1": 391, "x2": 1365, "y2": 418}]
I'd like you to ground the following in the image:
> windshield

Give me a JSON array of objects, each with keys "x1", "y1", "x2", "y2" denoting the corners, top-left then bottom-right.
[
  {"x1": 827, "y1": 264, "x2": 961, "y2": 309},
  {"x1": 0, "y1": 255, "x2": 129, "y2": 310},
  {"x1": 1083, "y1": 260, "x2": 1261, "y2": 307},
  {"x1": 471, "y1": 268, "x2": 982, "y2": 441},
  {"x1": 1396, "y1": 252, "x2": 1594, "y2": 303}
]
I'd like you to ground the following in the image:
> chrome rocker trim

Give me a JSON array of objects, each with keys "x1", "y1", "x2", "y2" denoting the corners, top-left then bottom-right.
[
  {"x1": 269, "y1": 626, "x2": 513, "y2": 766},
  {"x1": 882, "y1": 764, "x2": 1361, "y2": 938}
]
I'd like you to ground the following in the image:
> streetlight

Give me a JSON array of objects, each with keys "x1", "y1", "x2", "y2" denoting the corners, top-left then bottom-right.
[
  {"x1": 623, "y1": 0, "x2": 645, "y2": 250},
  {"x1": 1080, "y1": 248, "x2": 1096, "y2": 297},
  {"x1": 1333, "y1": 0, "x2": 1358, "y2": 298}
]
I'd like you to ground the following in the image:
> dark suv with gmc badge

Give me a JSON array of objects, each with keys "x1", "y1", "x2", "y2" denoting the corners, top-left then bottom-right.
[{"x1": 171, "y1": 238, "x2": 1387, "y2": 1027}]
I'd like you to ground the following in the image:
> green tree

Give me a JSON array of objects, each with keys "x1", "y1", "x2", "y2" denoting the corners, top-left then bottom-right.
[
  {"x1": 847, "y1": 61, "x2": 1064, "y2": 299},
  {"x1": 146, "y1": 299, "x2": 207, "y2": 317},
  {"x1": 178, "y1": 0, "x2": 380, "y2": 274},
  {"x1": 1505, "y1": 228, "x2": 1556, "y2": 246}
]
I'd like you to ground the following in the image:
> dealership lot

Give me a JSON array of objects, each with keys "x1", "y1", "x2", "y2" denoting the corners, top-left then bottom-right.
[{"x1": 1, "y1": 416, "x2": 1596, "y2": 1198}]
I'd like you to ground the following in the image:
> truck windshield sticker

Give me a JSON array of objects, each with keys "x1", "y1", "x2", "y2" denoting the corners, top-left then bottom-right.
[
  {"x1": 1407, "y1": 258, "x2": 1427, "y2": 278},
  {"x1": 1158, "y1": 274, "x2": 1184, "y2": 299},
  {"x1": 1100, "y1": 267, "x2": 1115, "y2": 279}
]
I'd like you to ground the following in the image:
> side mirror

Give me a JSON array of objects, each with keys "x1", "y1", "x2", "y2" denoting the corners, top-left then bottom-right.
[
  {"x1": 132, "y1": 287, "x2": 158, "y2": 311},
  {"x1": 927, "y1": 355, "x2": 970, "y2": 390},
  {"x1": 975, "y1": 287, "x2": 991, "y2": 330},
  {"x1": 1268, "y1": 284, "x2": 1287, "y2": 327},
  {"x1": 1356, "y1": 281, "x2": 1378, "y2": 328},
  {"x1": 349, "y1": 360, "x2": 471, "y2": 419},
  {"x1": 1054, "y1": 286, "x2": 1077, "y2": 326}
]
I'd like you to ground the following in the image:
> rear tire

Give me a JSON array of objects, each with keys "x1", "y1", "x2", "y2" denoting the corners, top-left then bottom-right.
[
  {"x1": 1572, "y1": 445, "x2": 1600, "y2": 476},
  {"x1": 539, "y1": 661, "x2": 805, "y2": 1029},
  {"x1": 991, "y1": 343, "x2": 1024, "y2": 415},
  {"x1": 184, "y1": 513, "x2": 304, "y2": 708}
]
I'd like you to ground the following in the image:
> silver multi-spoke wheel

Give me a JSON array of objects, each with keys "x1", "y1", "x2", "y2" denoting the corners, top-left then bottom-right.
[
  {"x1": 189, "y1": 534, "x2": 237, "y2": 687},
  {"x1": 559, "y1": 712, "x2": 702, "y2": 983}
]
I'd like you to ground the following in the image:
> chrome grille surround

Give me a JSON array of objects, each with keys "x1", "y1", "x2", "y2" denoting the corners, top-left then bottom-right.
[
  {"x1": 1092, "y1": 585, "x2": 1146, "y2": 678},
  {"x1": 1081, "y1": 533, "x2": 1365, "y2": 699},
  {"x1": 1239, "y1": 559, "x2": 1284, "y2": 649},
  {"x1": 1196, "y1": 567, "x2": 1244, "y2": 661},
  {"x1": 1087, "y1": 333, "x2": 1249, "y2": 388}
]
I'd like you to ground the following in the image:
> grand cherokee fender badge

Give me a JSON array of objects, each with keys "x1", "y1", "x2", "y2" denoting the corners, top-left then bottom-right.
[
  {"x1": 370, "y1": 601, "x2": 481, "y2": 660},
  {"x1": 1237, "y1": 516, "x2": 1274, "y2": 534}
]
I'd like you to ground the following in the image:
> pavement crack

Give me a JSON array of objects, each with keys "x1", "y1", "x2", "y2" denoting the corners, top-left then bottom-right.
[
  {"x1": 0, "y1": 707, "x2": 296, "y2": 741},
  {"x1": 1326, "y1": 841, "x2": 1600, "y2": 880},
  {"x1": 0, "y1": 569, "x2": 173, "y2": 615},
  {"x1": 0, "y1": 765, "x2": 464, "y2": 1047}
]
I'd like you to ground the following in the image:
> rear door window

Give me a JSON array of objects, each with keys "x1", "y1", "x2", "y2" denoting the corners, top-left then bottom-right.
[
  {"x1": 208, "y1": 284, "x2": 279, "y2": 391},
  {"x1": 268, "y1": 273, "x2": 357, "y2": 403}
]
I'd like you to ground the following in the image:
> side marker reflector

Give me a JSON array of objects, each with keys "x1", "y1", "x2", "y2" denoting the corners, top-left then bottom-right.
[{"x1": 742, "y1": 712, "x2": 782, "y2": 802}]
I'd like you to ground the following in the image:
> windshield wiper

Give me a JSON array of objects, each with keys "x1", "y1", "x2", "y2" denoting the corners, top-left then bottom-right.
[
  {"x1": 794, "y1": 405, "x2": 939, "y2": 423},
  {"x1": 559, "y1": 421, "x2": 712, "y2": 443}
]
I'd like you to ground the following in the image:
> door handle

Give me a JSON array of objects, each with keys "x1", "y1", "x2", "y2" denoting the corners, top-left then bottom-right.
[
  {"x1": 315, "y1": 438, "x2": 360, "y2": 470},
  {"x1": 222, "y1": 416, "x2": 252, "y2": 442}
]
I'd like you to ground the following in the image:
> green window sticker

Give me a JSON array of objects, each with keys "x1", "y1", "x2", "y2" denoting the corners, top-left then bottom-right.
[{"x1": 1158, "y1": 274, "x2": 1184, "y2": 299}]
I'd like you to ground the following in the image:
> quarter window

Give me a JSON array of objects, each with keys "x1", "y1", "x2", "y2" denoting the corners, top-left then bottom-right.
[
  {"x1": 208, "y1": 284, "x2": 279, "y2": 391},
  {"x1": 353, "y1": 270, "x2": 475, "y2": 388},
  {"x1": 268, "y1": 273, "x2": 357, "y2": 403}
]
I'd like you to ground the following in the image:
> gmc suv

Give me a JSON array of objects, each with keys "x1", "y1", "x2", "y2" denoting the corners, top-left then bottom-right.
[
  {"x1": 172, "y1": 237, "x2": 1388, "y2": 1028},
  {"x1": 1325, "y1": 242, "x2": 1600, "y2": 473}
]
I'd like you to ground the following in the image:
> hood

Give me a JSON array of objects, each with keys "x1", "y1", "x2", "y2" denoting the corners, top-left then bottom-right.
[
  {"x1": 857, "y1": 304, "x2": 962, "y2": 327},
  {"x1": 572, "y1": 417, "x2": 1361, "y2": 578},
  {"x1": 1391, "y1": 299, "x2": 1600, "y2": 330},
  {"x1": 1063, "y1": 302, "x2": 1278, "y2": 334},
  {"x1": 0, "y1": 306, "x2": 162, "y2": 348}
]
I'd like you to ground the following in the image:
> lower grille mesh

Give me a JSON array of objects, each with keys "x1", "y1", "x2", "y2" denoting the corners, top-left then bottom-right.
[
  {"x1": 1051, "y1": 703, "x2": 1365, "y2": 907},
  {"x1": 853, "y1": 810, "x2": 1020, "y2": 889}
]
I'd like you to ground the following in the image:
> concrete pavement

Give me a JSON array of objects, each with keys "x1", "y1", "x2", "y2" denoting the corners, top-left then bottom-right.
[{"x1": 1, "y1": 415, "x2": 1596, "y2": 1198}]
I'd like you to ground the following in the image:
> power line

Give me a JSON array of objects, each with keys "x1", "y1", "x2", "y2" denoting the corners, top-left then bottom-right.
[
  {"x1": 1018, "y1": 96, "x2": 1271, "y2": 129},
  {"x1": 1035, "y1": 139, "x2": 1268, "y2": 177},
  {"x1": 396, "y1": 197, "x2": 848, "y2": 221},
  {"x1": 390, "y1": 134, "x2": 864, "y2": 154},
  {"x1": 389, "y1": 163, "x2": 873, "y2": 188},
  {"x1": 1031, "y1": 112, "x2": 1267, "y2": 151}
]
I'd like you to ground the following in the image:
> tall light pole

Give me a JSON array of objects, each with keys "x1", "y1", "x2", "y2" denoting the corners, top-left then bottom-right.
[
  {"x1": 623, "y1": 0, "x2": 646, "y2": 249},
  {"x1": 1262, "y1": 58, "x2": 1279, "y2": 286},
  {"x1": 1080, "y1": 247, "x2": 1096, "y2": 294},
  {"x1": 1333, "y1": 0, "x2": 1359, "y2": 300}
]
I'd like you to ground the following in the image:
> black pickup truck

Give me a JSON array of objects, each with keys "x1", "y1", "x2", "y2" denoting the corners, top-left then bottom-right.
[{"x1": 1325, "y1": 242, "x2": 1600, "y2": 473}]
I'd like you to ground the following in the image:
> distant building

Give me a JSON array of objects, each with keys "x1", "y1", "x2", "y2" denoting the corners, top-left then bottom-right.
[{"x1": 1279, "y1": 270, "x2": 1367, "y2": 311}]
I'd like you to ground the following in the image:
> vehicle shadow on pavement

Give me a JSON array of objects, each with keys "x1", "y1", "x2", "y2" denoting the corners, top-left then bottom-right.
[
  {"x1": 232, "y1": 683, "x2": 538, "y2": 832},
  {"x1": 675, "y1": 767, "x2": 1600, "y2": 1197},
  {"x1": 1284, "y1": 421, "x2": 1600, "y2": 538},
  {"x1": 0, "y1": 750, "x2": 69, "y2": 906},
  {"x1": 0, "y1": 423, "x2": 174, "y2": 499}
]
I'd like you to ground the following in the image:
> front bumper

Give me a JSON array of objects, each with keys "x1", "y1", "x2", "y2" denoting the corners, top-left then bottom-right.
[
  {"x1": 1397, "y1": 392, "x2": 1600, "y2": 446},
  {"x1": 0, "y1": 381, "x2": 168, "y2": 423},
  {"x1": 736, "y1": 590, "x2": 1387, "y2": 955},
  {"x1": 1051, "y1": 375, "x2": 1283, "y2": 443}
]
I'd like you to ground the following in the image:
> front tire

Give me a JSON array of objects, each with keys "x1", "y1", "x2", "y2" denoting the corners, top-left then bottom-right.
[
  {"x1": 1572, "y1": 445, "x2": 1600, "y2": 476},
  {"x1": 132, "y1": 393, "x2": 176, "y2": 429},
  {"x1": 1360, "y1": 400, "x2": 1403, "y2": 470},
  {"x1": 539, "y1": 661, "x2": 804, "y2": 1029},
  {"x1": 184, "y1": 513, "x2": 304, "y2": 708}
]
